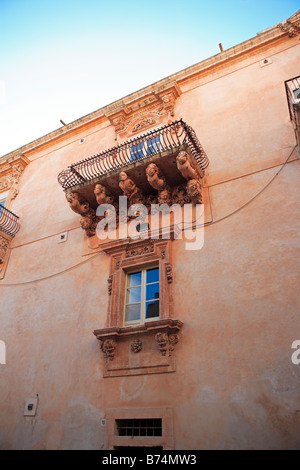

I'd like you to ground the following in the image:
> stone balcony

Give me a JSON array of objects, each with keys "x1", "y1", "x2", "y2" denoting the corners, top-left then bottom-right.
[
  {"x1": 57, "y1": 120, "x2": 209, "y2": 239},
  {"x1": 0, "y1": 206, "x2": 20, "y2": 264}
]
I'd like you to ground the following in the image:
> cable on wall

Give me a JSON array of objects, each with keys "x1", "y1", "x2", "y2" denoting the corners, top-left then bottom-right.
[{"x1": 0, "y1": 146, "x2": 298, "y2": 287}]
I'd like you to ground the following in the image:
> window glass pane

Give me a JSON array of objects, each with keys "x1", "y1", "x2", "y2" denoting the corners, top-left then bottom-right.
[
  {"x1": 146, "y1": 267, "x2": 159, "y2": 284},
  {"x1": 0, "y1": 200, "x2": 5, "y2": 215},
  {"x1": 146, "y1": 283, "x2": 159, "y2": 301},
  {"x1": 145, "y1": 300, "x2": 159, "y2": 319},
  {"x1": 128, "y1": 271, "x2": 142, "y2": 287},
  {"x1": 125, "y1": 304, "x2": 141, "y2": 322},
  {"x1": 130, "y1": 142, "x2": 144, "y2": 161},
  {"x1": 127, "y1": 286, "x2": 141, "y2": 304},
  {"x1": 147, "y1": 135, "x2": 161, "y2": 155}
]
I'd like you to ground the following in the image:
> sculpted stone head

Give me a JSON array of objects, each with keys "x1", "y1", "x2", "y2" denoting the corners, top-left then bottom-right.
[
  {"x1": 119, "y1": 171, "x2": 128, "y2": 181},
  {"x1": 176, "y1": 151, "x2": 188, "y2": 165},
  {"x1": 146, "y1": 163, "x2": 159, "y2": 178}
]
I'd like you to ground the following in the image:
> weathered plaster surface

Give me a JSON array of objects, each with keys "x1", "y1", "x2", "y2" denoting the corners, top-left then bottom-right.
[{"x1": 0, "y1": 15, "x2": 300, "y2": 449}]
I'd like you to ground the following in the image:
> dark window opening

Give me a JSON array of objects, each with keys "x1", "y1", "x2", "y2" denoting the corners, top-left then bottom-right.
[{"x1": 116, "y1": 419, "x2": 162, "y2": 437}]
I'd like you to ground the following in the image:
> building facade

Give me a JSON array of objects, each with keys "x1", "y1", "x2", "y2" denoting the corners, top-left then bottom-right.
[{"x1": 0, "y1": 12, "x2": 300, "y2": 450}]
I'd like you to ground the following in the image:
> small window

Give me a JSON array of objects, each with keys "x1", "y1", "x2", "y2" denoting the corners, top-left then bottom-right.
[
  {"x1": 116, "y1": 419, "x2": 162, "y2": 437},
  {"x1": 125, "y1": 267, "x2": 159, "y2": 325}
]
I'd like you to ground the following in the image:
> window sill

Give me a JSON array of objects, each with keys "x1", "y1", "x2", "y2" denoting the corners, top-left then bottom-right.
[{"x1": 93, "y1": 319, "x2": 183, "y2": 377}]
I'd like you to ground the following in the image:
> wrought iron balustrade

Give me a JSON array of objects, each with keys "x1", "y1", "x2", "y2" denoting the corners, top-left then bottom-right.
[
  {"x1": 57, "y1": 119, "x2": 209, "y2": 190},
  {"x1": 0, "y1": 206, "x2": 20, "y2": 237},
  {"x1": 285, "y1": 75, "x2": 300, "y2": 122}
]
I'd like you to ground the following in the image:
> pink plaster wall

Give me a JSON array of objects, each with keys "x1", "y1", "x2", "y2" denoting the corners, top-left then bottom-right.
[{"x1": 0, "y1": 30, "x2": 299, "y2": 450}]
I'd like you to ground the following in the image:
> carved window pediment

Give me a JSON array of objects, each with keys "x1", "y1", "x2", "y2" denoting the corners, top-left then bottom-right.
[{"x1": 105, "y1": 83, "x2": 182, "y2": 140}]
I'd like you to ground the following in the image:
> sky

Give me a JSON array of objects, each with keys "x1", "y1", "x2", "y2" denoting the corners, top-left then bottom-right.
[{"x1": 0, "y1": 0, "x2": 299, "y2": 157}]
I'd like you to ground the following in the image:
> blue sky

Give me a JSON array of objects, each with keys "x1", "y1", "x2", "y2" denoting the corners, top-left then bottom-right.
[{"x1": 0, "y1": 0, "x2": 299, "y2": 157}]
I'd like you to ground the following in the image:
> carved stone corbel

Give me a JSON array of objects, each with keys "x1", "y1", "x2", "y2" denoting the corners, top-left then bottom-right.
[
  {"x1": 165, "y1": 263, "x2": 173, "y2": 284},
  {"x1": 0, "y1": 234, "x2": 10, "y2": 264},
  {"x1": 186, "y1": 178, "x2": 203, "y2": 205},
  {"x1": 278, "y1": 20, "x2": 300, "y2": 37},
  {"x1": 119, "y1": 171, "x2": 145, "y2": 206},
  {"x1": 100, "y1": 339, "x2": 117, "y2": 362},
  {"x1": 155, "y1": 332, "x2": 179, "y2": 356},
  {"x1": 65, "y1": 191, "x2": 99, "y2": 237},
  {"x1": 176, "y1": 151, "x2": 197, "y2": 180},
  {"x1": 107, "y1": 275, "x2": 113, "y2": 295},
  {"x1": 131, "y1": 338, "x2": 143, "y2": 353}
]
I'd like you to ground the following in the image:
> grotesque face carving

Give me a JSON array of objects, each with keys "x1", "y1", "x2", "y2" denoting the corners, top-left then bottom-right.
[
  {"x1": 94, "y1": 184, "x2": 115, "y2": 206},
  {"x1": 186, "y1": 179, "x2": 202, "y2": 204},
  {"x1": 119, "y1": 171, "x2": 128, "y2": 182},
  {"x1": 146, "y1": 163, "x2": 159, "y2": 178},
  {"x1": 158, "y1": 188, "x2": 172, "y2": 206},
  {"x1": 176, "y1": 151, "x2": 188, "y2": 165}
]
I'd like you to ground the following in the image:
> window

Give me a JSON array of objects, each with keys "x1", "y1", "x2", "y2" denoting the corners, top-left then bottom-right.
[
  {"x1": 0, "y1": 199, "x2": 5, "y2": 215},
  {"x1": 129, "y1": 135, "x2": 161, "y2": 162},
  {"x1": 105, "y1": 407, "x2": 174, "y2": 449},
  {"x1": 116, "y1": 419, "x2": 162, "y2": 437},
  {"x1": 125, "y1": 266, "x2": 159, "y2": 325}
]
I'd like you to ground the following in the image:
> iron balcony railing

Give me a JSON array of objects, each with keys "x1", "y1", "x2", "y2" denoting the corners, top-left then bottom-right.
[
  {"x1": 285, "y1": 75, "x2": 300, "y2": 122},
  {"x1": 57, "y1": 119, "x2": 209, "y2": 190},
  {"x1": 0, "y1": 206, "x2": 20, "y2": 238}
]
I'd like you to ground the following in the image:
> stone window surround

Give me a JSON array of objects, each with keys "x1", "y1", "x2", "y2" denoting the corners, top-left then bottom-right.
[
  {"x1": 93, "y1": 236, "x2": 183, "y2": 377},
  {"x1": 104, "y1": 407, "x2": 174, "y2": 450},
  {"x1": 101, "y1": 237, "x2": 175, "y2": 328}
]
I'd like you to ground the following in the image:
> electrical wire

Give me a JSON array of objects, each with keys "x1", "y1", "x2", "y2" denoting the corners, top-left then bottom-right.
[{"x1": 0, "y1": 146, "x2": 297, "y2": 286}]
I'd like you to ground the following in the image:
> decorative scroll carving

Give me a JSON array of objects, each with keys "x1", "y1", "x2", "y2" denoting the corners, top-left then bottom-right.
[
  {"x1": 171, "y1": 185, "x2": 191, "y2": 206},
  {"x1": 126, "y1": 240, "x2": 154, "y2": 258},
  {"x1": 132, "y1": 117, "x2": 157, "y2": 133},
  {"x1": 155, "y1": 332, "x2": 179, "y2": 356},
  {"x1": 0, "y1": 156, "x2": 29, "y2": 200},
  {"x1": 105, "y1": 84, "x2": 182, "y2": 139},
  {"x1": 0, "y1": 179, "x2": 10, "y2": 192},
  {"x1": 107, "y1": 275, "x2": 113, "y2": 295},
  {"x1": 131, "y1": 338, "x2": 143, "y2": 353},
  {"x1": 166, "y1": 264, "x2": 173, "y2": 284},
  {"x1": 168, "y1": 334, "x2": 179, "y2": 355},
  {"x1": 0, "y1": 235, "x2": 10, "y2": 264},
  {"x1": 10, "y1": 163, "x2": 25, "y2": 185},
  {"x1": 278, "y1": 20, "x2": 300, "y2": 37},
  {"x1": 100, "y1": 339, "x2": 117, "y2": 362},
  {"x1": 157, "y1": 92, "x2": 176, "y2": 117}
]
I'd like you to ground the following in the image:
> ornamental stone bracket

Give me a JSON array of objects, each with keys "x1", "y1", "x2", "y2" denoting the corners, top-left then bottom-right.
[
  {"x1": 0, "y1": 231, "x2": 12, "y2": 266},
  {"x1": 105, "y1": 83, "x2": 182, "y2": 141},
  {"x1": 65, "y1": 148, "x2": 203, "y2": 240},
  {"x1": 0, "y1": 155, "x2": 29, "y2": 201},
  {"x1": 277, "y1": 19, "x2": 300, "y2": 38},
  {"x1": 93, "y1": 319, "x2": 183, "y2": 377}
]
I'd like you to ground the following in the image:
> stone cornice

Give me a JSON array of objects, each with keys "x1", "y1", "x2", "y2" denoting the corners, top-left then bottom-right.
[{"x1": 1, "y1": 10, "x2": 299, "y2": 162}]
